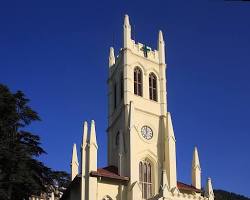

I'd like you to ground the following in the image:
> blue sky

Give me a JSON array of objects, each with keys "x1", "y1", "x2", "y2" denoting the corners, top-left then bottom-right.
[{"x1": 1, "y1": 0, "x2": 250, "y2": 197}]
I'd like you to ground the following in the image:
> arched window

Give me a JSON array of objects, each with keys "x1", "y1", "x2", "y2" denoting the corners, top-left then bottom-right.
[
  {"x1": 149, "y1": 73, "x2": 157, "y2": 101},
  {"x1": 139, "y1": 160, "x2": 153, "y2": 199},
  {"x1": 134, "y1": 67, "x2": 143, "y2": 96}
]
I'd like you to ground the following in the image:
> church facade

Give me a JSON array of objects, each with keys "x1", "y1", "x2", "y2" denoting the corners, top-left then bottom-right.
[{"x1": 61, "y1": 15, "x2": 215, "y2": 200}]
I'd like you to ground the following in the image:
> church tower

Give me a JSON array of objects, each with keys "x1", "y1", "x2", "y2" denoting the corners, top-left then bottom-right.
[
  {"x1": 107, "y1": 14, "x2": 177, "y2": 199},
  {"x1": 63, "y1": 14, "x2": 215, "y2": 200}
]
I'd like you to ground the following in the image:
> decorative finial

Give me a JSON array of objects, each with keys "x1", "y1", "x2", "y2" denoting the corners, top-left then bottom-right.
[
  {"x1": 158, "y1": 30, "x2": 165, "y2": 64},
  {"x1": 124, "y1": 14, "x2": 130, "y2": 27},
  {"x1": 109, "y1": 47, "x2": 115, "y2": 67},
  {"x1": 89, "y1": 120, "x2": 98, "y2": 148}
]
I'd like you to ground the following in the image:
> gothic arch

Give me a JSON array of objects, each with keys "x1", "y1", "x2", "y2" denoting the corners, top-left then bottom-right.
[
  {"x1": 134, "y1": 66, "x2": 143, "y2": 96},
  {"x1": 131, "y1": 62, "x2": 146, "y2": 75},
  {"x1": 146, "y1": 68, "x2": 160, "y2": 79},
  {"x1": 137, "y1": 149, "x2": 158, "y2": 165},
  {"x1": 149, "y1": 72, "x2": 157, "y2": 101},
  {"x1": 139, "y1": 158, "x2": 154, "y2": 199}
]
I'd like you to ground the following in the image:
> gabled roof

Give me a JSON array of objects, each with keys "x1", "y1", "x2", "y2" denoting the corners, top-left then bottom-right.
[
  {"x1": 91, "y1": 166, "x2": 201, "y2": 193},
  {"x1": 90, "y1": 166, "x2": 129, "y2": 184},
  {"x1": 177, "y1": 181, "x2": 202, "y2": 193},
  {"x1": 61, "y1": 166, "x2": 202, "y2": 199}
]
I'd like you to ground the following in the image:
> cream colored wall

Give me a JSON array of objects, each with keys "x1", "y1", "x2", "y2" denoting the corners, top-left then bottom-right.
[
  {"x1": 96, "y1": 180, "x2": 126, "y2": 200},
  {"x1": 108, "y1": 26, "x2": 168, "y2": 195},
  {"x1": 104, "y1": 15, "x2": 214, "y2": 200},
  {"x1": 65, "y1": 14, "x2": 215, "y2": 200},
  {"x1": 124, "y1": 50, "x2": 164, "y2": 112},
  {"x1": 128, "y1": 113, "x2": 164, "y2": 195},
  {"x1": 123, "y1": 41, "x2": 167, "y2": 195}
]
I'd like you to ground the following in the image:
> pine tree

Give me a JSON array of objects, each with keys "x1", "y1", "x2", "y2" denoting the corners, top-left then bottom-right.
[{"x1": 0, "y1": 84, "x2": 69, "y2": 200}]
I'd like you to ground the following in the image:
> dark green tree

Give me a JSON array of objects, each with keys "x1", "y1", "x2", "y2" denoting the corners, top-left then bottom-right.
[
  {"x1": 0, "y1": 84, "x2": 70, "y2": 200},
  {"x1": 214, "y1": 190, "x2": 250, "y2": 200}
]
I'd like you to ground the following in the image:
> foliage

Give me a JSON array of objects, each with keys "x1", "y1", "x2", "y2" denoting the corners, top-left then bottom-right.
[
  {"x1": 0, "y1": 84, "x2": 70, "y2": 200},
  {"x1": 214, "y1": 190, "x2": 250, "y2": 200}
]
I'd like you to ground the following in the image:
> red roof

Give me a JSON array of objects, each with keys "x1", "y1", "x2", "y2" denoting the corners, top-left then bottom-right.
[
  {"x1": 177, "y1": 181, "x2": 202, "y2": 193},
  {"x1": 90, "y1": 166, "x2": 129, "y2": 183},
  {"x1": 91, "y1": 166, "x2": 201, "y2": 193}
]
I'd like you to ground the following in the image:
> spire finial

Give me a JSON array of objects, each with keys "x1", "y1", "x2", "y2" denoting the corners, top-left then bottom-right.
[
  {"x1": 80, "y1": 121, "x2": 88, "y2": 199},
  {"x1": 158, "y1": 30, "x2": 165, "y2": 64},
  {"x1": 82, "y1": 121, "x2": 88, "y2": 146},
  {"x1": 109, "y1": 47, "x2": 115, "y2": 67},
  {"x1": 192, "y1": 146, "x2": 201, "y2": 168},
  {"x1": 71, "y1": 143, "x2": 79, "y2": 165},
  {"x1": 167, "y1": 112, "x2": 176, "y2": 140},
  {"x1": 89, "y1": 120, "x2": 98, "y2": 148},
  {"x1": 159, "y1": 30, "x2": 164, "y2": 42},
  {"x1": 124, "y1": 14, "x2": 130, "y2": 27},
  {"x1": 71, "y1": 143, "x2": 79, "y2": 180},
  {"x1": 123, "y1": 14, "x2": 131, "y2": 48},
  {"x1": 205, "y1": 178, "x2": 214, "y2": 200},
  {"x1": 192, "y1": 146, "x2": 201, "y2": 189},
  {"x1": 87, "y1": 120, "x2": 98, "y2": 199},
  {"x1": 164, "y1": 112, "x2": 177, "y2": 189}
]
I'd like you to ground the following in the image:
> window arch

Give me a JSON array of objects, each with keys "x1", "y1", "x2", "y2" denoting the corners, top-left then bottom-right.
[
  {"x1": 139, "y1": 160, "x2": 153, "y2": 199},
  {"x1": 134, "y1": 67, "x2": 143, "y2": 96},
  {"x1": 149, "y1": 73, "x2": 157, "y2": 101}
]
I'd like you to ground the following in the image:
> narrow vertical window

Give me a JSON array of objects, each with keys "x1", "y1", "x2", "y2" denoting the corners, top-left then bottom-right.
[
  {"x1": 114, "y1": 83, "x2": 117, "y2": 109},
  {"x1": 139, "y1": 160, "x2": 153, "y2": 199},
  {"x1": 149, "y1": 73, "x2": 157, "y2": 101},
  {"x1": 139, "y1": 162, "x2": 143, "y2": 182},
  {"x1": 120, "y1": 73, "x2": 124, "y2": 100},
  {"x1": 134, "y1": 67, "x2": 143, "y2": 96}
]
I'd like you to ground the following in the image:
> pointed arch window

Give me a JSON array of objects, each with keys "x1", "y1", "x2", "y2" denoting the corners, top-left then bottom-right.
[
  {"x1": 149, "y1": 73, "x2": 157, "y2": 101},
  {"x1": 134, "y1": 67, "x2": 143, "y2": 96},
  {"x1": 139, "y1": 160, "x2": 153, "y2": 199}
]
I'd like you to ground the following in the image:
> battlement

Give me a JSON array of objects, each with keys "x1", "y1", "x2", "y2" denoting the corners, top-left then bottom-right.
[
  {"x1": 129, "y1": 39, "x2": 160, "y2": 63},
  {"x1": 116, "y1": 39, "x2": 160, "y2": 64},
  {"x1": 123, "y1": 14, "x2": 165, "y2": 65}
]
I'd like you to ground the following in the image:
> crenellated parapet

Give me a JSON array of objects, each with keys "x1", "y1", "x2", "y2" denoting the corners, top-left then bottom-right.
[
  {"x1": 123, "y1": 14, "x2": 164, "y2": 65},
  {"x1": 126, "y1": 39, "x2": 160, "y2": 64}
]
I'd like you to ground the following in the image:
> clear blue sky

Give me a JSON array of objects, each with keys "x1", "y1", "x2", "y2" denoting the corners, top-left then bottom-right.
[{"x1": 1, "y1": 0, "x2": 250, "y2": 197}]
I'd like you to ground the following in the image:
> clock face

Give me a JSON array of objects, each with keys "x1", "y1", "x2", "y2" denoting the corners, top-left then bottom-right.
[{"x1": 141, "y1": 126, "x2": 153, "y2": 140}]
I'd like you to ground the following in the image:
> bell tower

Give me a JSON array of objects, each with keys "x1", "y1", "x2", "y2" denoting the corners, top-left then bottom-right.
[{"x1": 107, "y1": 15, "x2": 177, "y2": 198}]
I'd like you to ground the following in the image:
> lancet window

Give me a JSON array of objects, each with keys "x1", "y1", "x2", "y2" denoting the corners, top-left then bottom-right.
[
  {"x1": 149, "y1": 73, "x2": 157, "y2": 101},
  {"x1": 134, "y1": 67, "x2": 143, "y2": 96},
  {"x1": 139, "y1": 160, "x2": 153, "y2": 199}
]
